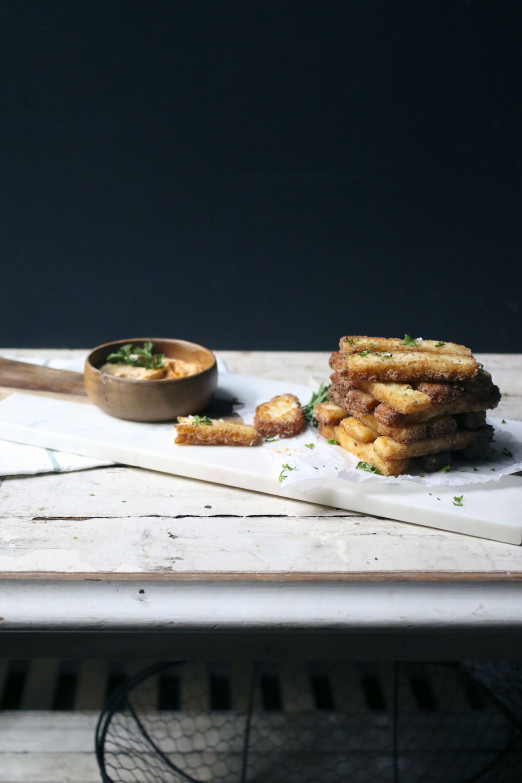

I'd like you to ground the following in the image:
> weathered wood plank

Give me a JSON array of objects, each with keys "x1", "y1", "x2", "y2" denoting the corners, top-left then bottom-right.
[{"x1": 0, "y1": 351, "x2": 521, "y2": 581}]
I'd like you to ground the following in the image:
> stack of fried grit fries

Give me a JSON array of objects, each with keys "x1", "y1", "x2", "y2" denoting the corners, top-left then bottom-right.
[{"x1": 315, "y1": 336, "x2": 500, "y2": 476}]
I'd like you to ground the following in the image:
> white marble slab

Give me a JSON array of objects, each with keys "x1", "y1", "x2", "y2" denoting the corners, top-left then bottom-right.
[{"x1": 0, "y1": 373, "x2": 520, "y2": 545}]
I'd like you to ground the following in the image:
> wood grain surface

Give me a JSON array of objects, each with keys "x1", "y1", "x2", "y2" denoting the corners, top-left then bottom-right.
[{"x1": 0, "y1": 350, "x2": 521, "y2": 583}]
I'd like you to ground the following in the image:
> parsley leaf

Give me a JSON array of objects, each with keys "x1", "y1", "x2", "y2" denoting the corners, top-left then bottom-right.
[
  {"x1": 279, "y1": 463, "x2": 296, "y2": 482},
  {"x1": 401, "y1": 334, "x2": 418, "y2": 347},
  {"x1": 192, "y1": 415, "x2": 212, "y2": 427},
  {"x1": 453, "y1": 495, "x2": 464, "y2": 507},
  {"x1": 435, "y1": 341, "x2": 445, "y2": 348},
  {"x1": 302, "y1": 383, "x2": 331, "y2": 427},
  {"x1": 440, "y1": 465, "x2": 452, "y2": 473},
  {"x1": 105, "y1": 341, "x2": 164, "y2": 369},
  {"x1": 327, "y1": 438, "x2": 339, "y2": 445},
  {"x1": 356, "y1": 460, "x2": 381, "y2": 475},
  {"x1": 264, "y1": 437, "x2": 279, "y2": 443},
  {"x1": 305, "y1": 443, "x2": 315, "y2": 449}
]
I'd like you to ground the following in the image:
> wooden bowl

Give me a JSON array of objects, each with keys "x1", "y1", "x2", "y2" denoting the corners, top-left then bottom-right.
[{"x1": 84, "y1": 338, "x2": 218, "y2": 422}]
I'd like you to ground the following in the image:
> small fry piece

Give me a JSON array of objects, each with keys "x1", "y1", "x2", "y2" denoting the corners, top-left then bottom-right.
[
  {"x1": 341, "y1": 416, "x2": 378, "y2": 443},
  {"x1": 314, "y1": 401, "x2": 348, "y2": 426},
  {"x1": 358, "y1": 380, "x2": 433, "y2": 414},
  {"x1": 425, "y1": 416, "x2": 458, "y2": 439},
  {"x1": 330, "y1": 350, "x2": 478, "y2": 383},
  {"x1": 373, "y1": 425, "x2": 494, "y2": 460},
  {"x1": 336, "y1": 424, "x2": 410, "y2": 476},
  {"x1": 374, "y1": 390, "x2": 500, "y2": 426},
  {"x1": 347, "y1": 410, "x2": 428, "y2": 443},
  {"x1": 339, "y1": 336, "x2": 473, "y2": 357},
  {"x1": 254, "y1": 393, "x2": 305, "y2": 439},
  {"x1": 175, "y1": 417, "x2": 260, "y2": 446},
  {"x1": 318, "y1": 422, "x2": 338, "y2": 441}
]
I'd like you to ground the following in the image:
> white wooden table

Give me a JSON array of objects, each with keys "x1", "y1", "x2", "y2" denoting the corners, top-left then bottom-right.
[{"x1": 1, "y1": 350, "x2": 522, "y2": 661}]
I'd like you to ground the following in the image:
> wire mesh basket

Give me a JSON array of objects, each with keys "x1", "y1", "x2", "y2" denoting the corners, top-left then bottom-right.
[{"x1": 95, "y1": 660, "x2": 522, "y2": 783}]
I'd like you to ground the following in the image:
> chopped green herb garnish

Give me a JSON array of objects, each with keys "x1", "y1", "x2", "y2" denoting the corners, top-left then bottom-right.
[
  {"x1": 434, "y1": 341, "x2": 445, "y2": 347},
  {"x1": 453, "y1": 495, "x2": 464, "y2": 506},
  {"x1": 356, "y1": 460, "x2": 381, "y2": 475},
  {"x1": 303, "y1": 383, "x2": 331, "y2": 427},
  {"x1": 477, "y1": 362, "x2": 485, "y2": 374},
  {"x1": 359, "y1": 349, "x2": 371, "y2": 358},
  {"x1": 502, "y1": 419, "x2": 506, "y2": 424},
  {"x1": 370, "y1": 342, "x2": 378, "y2": 349},
  {"x1": 327, "y1": 438, "x2": 339, "y2": 445},
  {"x1": 265, "y1": 437, "x2": 279, "y2": 443},
  {"x1": 503, "y1": 447, "x2": 513, "y2": 458},
  {"x1": 418, "y1": 473, "x2": 425, "y2": 477},
  {"x1": 346, "y1": 337, "x2": 355, "y2": 345},
  {"x1": 279, "y1": 463, "x2": 296, "y2": 482},
  {"x1": 440, "y1": 465, "x2": 452, "y2": 473},
  {"x1": 105, "y1": 341, "x2": 165, "y2": 370},
  {"x1": 401, "y1": 334, "x2": 418, "y2": 347},
  {"x1": 305, "y1": 443, "x2": 315, "y2": 449},
  {"x1": 192, "y1": 415, "x2": 213, "y2": 427}
]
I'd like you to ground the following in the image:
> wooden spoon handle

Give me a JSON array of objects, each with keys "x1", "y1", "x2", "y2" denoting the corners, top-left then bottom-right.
[{"x1": 0, "y1": 357, "x2": 87, "y2": 396}]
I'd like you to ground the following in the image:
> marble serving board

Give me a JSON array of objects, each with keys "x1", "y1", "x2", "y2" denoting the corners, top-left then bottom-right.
[{"x1": 0, "y1": 373, "x2": 521, "y2": 545}]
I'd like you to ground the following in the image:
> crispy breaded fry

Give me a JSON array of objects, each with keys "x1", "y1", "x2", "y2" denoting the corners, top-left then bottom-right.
[
  {"x1": 341, "y1": 416, "x2": 378, "y2": 443},
  {"x1": 339, "y1": 336, "x2": 472, "y2": 357},
  {"x1": 318, "y1": 422, "x2": 339, "y2": 441},
  {"x1": 426, "y1": 416, "x2": 457, "y2": 439},
  {"x1": 415, "y1": 382, "x2": 464, "y2": 404},
  {"x1": 358, "y1": 380, "x2": 433, "y2": 414},
  {"x1": 373, "y1": 425, "x2": 494, "y2": 460},
  {"x1": 416, "y1": 452, "x2": 453, "y2": 472},
  {"x1": 314, "y1": 401, "x2": 347, "y2": 426},
  {"x1": 346, "y1": 410, "x2": 428, "y2": 443},
  {"x1": 345, "y1": 388, "x2": 379, "y2": 414},
  {"x1": 374, "y1": 390, "x2": 500, "y2": 426},
  {"x1": 329, "y1": 373, "x2": 357, "y2": 396},
  {"x1": 329, "y1": 382, "x2": 379, "y2": 415},
  {"x1": 254, "y1": 394, "x2": 305, "y2": 439},
  {"x1": 336, "y1": 425, "x2": 410, "y2": 476},
  {"x1": 462, "y1": 370, "x2": 495, "y2": 394},
  {"x1": 454, "y1": 411, "x2": 488, "y2": 430},
  {"x1": 330, "y1": 350, "x2": 478, "y2": 383},
  {"x1": 175, "y1": 417, "x2": 260, "y2": 446}
]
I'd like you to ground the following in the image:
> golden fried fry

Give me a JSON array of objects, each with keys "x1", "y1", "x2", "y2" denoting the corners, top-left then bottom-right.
[
  {"x1": 254, "y1": 394, "x2": 305, "y2": 439},
  {"x1": 339, "y1": 336, "x2": 472, "y2": 357},
  {"x1": 318, "y1": 422, "x2": 339, "y2": 441},
  {"x1": 340, "y1": 416, "x2": 378, "y2": 443},
  {"x1": 314, "y1": 401, "x2": 347, "y2": 426},
  {"x1": 335, "y1": 425, "x2": 410, "y2": 477},
  {"x1": 374, "y1": 392, "x2": 500, "y2": 426},
  {"x1": 358, "y1": 380, "x2": 433, "y2": 414},
  {"x1": 373, "y1": 425, "x2": 494, "y2": 460},
  {"x1": 175, "y1": 417, "x2": 260, "y2": 446},
  {"x1": 330, "y1": 350, "x2": 478, "y2": 383}
]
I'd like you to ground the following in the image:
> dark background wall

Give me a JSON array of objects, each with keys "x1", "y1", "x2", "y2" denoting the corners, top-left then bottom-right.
[{"x1": 1, "y1": 1, "x2": 521, "y2": 352}]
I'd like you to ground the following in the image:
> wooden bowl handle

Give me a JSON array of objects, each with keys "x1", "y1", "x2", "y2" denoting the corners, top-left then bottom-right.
[{"x1": 0, "y1": 357, "x2": 87, "y2": 396}]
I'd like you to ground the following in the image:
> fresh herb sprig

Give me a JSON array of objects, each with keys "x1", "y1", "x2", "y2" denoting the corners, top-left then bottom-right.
[
  {"x1": 401, "y1": 334, "x2": 418, "y2": 347},
  {"x1": 105, "y1": 341, "x2": 165, "y2": 370},
  {"x1": 303, "y1": 383, "x2": 331, "y2": 427},
  {"x1": 356, "y1": 461, "x2": 381, "y2": 475},
  {"x1": 192, "y1": 415, "x2": 213, "y2": 427},
  {"x1": 279, "y1": 463, "x2": 296, "y2": 482}
]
